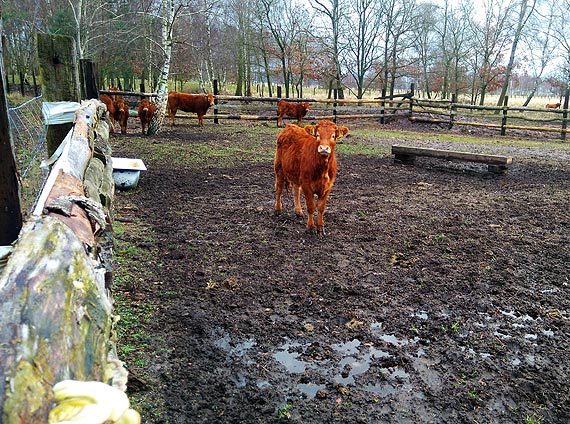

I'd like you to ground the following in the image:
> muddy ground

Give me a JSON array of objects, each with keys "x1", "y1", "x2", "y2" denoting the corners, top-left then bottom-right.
[{"x1": 110, "y1": 114, "x2": 569, "y2": 424}]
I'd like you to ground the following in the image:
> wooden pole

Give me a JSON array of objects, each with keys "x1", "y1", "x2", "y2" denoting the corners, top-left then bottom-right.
[
  {"x1": 213, "y1": 79, "x2": 219, "y2": 124},
  {"x1": 501, "y1": 95, "x2": 509, "y2": 136},
  {"x1": 449, "y1": 93, "x2": 457, "y2": 129},
  {"x1": 380, "y1": 88, "x2": 386, "y2": 124},
  {"x1": 79, "y1": 59, "x2": 99, "y2": 100},
  {"x1": 333, "y1": 89, "x2": 337, "y2": 123},
  {"x1": 19, "y1": 71, "x2": 24, "y2": 96},
  {"x1": 561, "y1": 88, "x2": 569, "y2": 141},
  {"x1": 36, "y1": 33, "x2": 80, "y2": 157},
  {"x1": 0, "y1": 12, "x2": 23, "y2": 244}
]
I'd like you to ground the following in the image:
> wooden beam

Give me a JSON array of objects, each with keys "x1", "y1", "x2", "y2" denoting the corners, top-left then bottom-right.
[
  {"x1": 392, "y1": 145, "x2": 513, "y2": 166},
  {"x1": 0, "y1": 13, "x2": 22, "y2": 244},
  {"x1": 36, "y1": 33, "x2": 80, "y2": 157}
]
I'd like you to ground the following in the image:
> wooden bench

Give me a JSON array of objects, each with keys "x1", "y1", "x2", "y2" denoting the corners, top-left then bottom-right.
[{"x1": 391, "y1": 145, "x2": 513, "y2": 174}]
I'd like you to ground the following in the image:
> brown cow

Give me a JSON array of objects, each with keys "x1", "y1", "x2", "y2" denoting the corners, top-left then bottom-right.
[
  {"x1": 138, "y1": 98, "x2": 156, "y2": 135},
  {"x1": 167, "y1": 92, "x2": 215, "y2": 126},
  {"x1": 546, "y1": 103, "x2": 561, "y2": 109},
  {"x1": 274, "y1": 119, "x2": 349, "y2": 233},
  {"x1": 99, "y1": 94, "x2": 116, "y2": 132},
  {"x1": 113, "y1": 99, "x2": 129, "y2": 134},
  {"x1": 277, "y1": 100, "x2": 311, "y2": 127},
  {"x1": 108, "y1": 86, "x2": 122, "y2": 101}
]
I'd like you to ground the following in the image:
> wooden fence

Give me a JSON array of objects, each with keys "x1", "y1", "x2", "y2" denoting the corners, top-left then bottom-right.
[
  {"x1": 0, "y1": 100, "x2": 130, "y2": 423},
  {"x1": 98, "y1": 80, "x2": 570, "y2": 141},
  {"x1": 209, "y1": 82, "x2": 570, "y2": 141}
]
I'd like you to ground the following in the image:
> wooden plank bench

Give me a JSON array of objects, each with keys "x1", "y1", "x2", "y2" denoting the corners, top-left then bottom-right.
[{"x1": 391, "y1": 144, "x2": 513, "y2": 174}]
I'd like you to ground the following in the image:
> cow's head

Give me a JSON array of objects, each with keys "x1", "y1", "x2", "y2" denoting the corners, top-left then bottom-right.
[
  {"x1": 207, "y1": 93, "x2": 215, "y2": 106},
  {"x1": 302, "y1": 102, "x2": 311, "y2": 112},
  {"x1": 305, "y1": 120, "x2": 349, "y2": 157}
]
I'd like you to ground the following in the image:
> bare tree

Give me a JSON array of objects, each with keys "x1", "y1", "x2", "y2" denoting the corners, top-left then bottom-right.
[
  {"x1": 148, "y1": 0, "x2": 182, "y2": 135},
  {"x1": 543, "y1": 0, "x2": 570, "y2": 91},
  {"x1": 258, "y1": 0, "x2": 310, "y2": 98},
  {"x1": 495, "y1": 0, "x2": 538, "y2": 106},
  {"x1": 520, "y1": 2, "x2": 555, "y2": 105},
  {"x1": 413, "y1": 2, "x2": 438, "y2": 98},
  {"x1": 229, "y1": 0, "x2": 254, "y2": 96},
  {"x1": 2, "y1": 0, "x2": 44, "y2": 92},
  {"x1": 344, "y1": 0, "x2": 383, "y2": 98},
  {"x1": 311, "y1": 0, "x2": 348, "y2": 98},
  {"x1": 65, "y1": 0, "x2": 131, "y2": 60},
  {"x1": 379, "y1": 0, "x2": 418, "y2": 97},
  {"x1": 467, "y1": 0, "x2": 514, "y2": 105}
]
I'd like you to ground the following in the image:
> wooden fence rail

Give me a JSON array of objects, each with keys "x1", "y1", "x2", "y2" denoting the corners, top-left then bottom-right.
[
  {"x1": 100, "y1": 81, "x2": 569, "y2": 140},
  {"x1": 0, "y1": 100, "x2": 133, "y2": 423},
  {"x1": 206, "y1": 93, "x2": 570, "y2": 140}
]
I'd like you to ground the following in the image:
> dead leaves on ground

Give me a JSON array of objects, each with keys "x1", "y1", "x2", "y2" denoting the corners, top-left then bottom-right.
[{"x1": 206, "y1": 276, "x2": 240, "y2": 290}]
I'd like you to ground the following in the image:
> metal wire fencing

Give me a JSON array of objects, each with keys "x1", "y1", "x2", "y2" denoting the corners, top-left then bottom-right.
[{"x1": 8, "y1": 96, "x2": 49, "y2": 217}]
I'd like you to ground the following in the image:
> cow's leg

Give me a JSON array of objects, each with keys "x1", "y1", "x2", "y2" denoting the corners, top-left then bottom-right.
[
  {"x1": 274, "y1": 168, "x2": 284, "y2": 212},
  {"x1": 277, "y1": 114, "x2": 283, "y2": 127},
  {"x1": 316, "y1": 191, "x2": 332, "y2": 233},
  {"x1": 303, "y1": 188, "x2": 316, "y2": 230},
  {"x1": 170, "y1": 109, "x2": 176, "y2": 125},
  {"x1": 293, "y1": 185, "x2": 303, "y2": 216}
]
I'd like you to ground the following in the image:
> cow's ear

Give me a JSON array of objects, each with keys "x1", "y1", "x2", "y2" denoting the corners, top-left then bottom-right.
[
  {"x1": 336, "y1": 126, "x2": 349, "y2": 139},
  {"x1": 305, "y1": 125, "x2": 316, "y2": 136}
]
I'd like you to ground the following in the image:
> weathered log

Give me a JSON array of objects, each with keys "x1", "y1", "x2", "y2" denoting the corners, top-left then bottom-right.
[
  {"x1": 37, "y1": 33, "x2": 81, "y2": 157},
  {"x1": 0, "y1": 216, "x2": 114, "y2": 423},
  {"x1": 0, "y1": 99, "x2": 123, "y2": 422}
]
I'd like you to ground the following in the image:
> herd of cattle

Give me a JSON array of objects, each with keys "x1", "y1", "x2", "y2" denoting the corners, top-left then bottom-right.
[
  {"x1": 98, "y1": 89, "x2": 315, "y2": 135},
  {"x1": 99, "y1": 88, "x2": 346, "y2": 233},
  {"x1": 100, "y1": 89, "x2": 562, "y2": 233}
]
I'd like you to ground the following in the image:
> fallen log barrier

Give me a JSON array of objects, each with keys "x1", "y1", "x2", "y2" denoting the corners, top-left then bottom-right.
[
  {"x1": 392, "y1": 144, "x2": 513, "y2": 174},
  {"x1": 0, "y1": 100, "x2": 136, "y2": 422}
]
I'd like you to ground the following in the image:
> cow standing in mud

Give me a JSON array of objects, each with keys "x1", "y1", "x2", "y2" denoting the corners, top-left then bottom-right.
[
  {"x1": 167, "y1": 92, "x2": 215, "y2": 126},
  {"x1": 274, "y1": 119, "x2": 349, "y2": 234},
  {"x1": 277, "y1": 100, "x2": 311, "y2": 127},
  {"x1": 138, "y1": 98, "x2": 156, "y2": 135},
  {"x1": 113, "y1": 99, "x2": 129, "y2": 134},
  {"x1": 546, "y1": 103, "x2": 561, "y2": 109}
]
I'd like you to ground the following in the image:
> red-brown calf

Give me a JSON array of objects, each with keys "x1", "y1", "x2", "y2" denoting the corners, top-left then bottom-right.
[
  {"x1": 546, "y1": 103, "x2": 561, "y2": 109},
  {"x1": 167, "y1": 92, "x2": 215, "y2": 126},
  {"x1": 99, "y1": 94, "x2": 116, "y2": 132},
  {"x1": 277, "y1": 100, "x2": 311, "y2": 127},
  {"x1": 274, "y1": 119, "x2": 349, "y2": 233},
  {"x1": 113, "y1": 99, "x2": 129, "y2": 134},
  {"x1": 138, "y1": 98, "x2": 156, "y2": 135}
]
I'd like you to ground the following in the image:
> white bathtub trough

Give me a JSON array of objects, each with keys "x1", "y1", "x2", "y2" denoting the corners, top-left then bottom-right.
[{"x1": 112, "y1": 157, "x2": 147, "y2": 190}]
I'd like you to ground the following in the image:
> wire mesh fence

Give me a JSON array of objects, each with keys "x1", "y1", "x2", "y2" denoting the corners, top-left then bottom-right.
[{"x1": 8, "y1": 96, "x2": 48, "y2": 217}]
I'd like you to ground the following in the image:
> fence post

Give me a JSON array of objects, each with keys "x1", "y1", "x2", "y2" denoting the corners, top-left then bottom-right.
[
  {"x1": 380, "y1": 88, "x2": 386, "y2": 125},
  {"x1": 37, "y1": 33, "x2": 80, "y2": 157},
  {"x1": 333, "y1": 89, "x2": 337, "y2": 123},
  {"x1": 501, "y1": 95, "x2": 508, "y2": 136},
  {"x1": 277, "y1": 85, "x2": 282, "y2": 99},
  {"x1": 0, "y1": 20, "x2": 23, "y2": 244},
  {"x1": 79, "y1": 59, "x2": 99, "y2": 100},
  {"x1": 213, "y1": 79, "x2": 219, "y2": 124},
  {"x1": 449, "y1": 93, "x2": 456, "y2": 129},
  {"x1": 561, "y1": 88, "x2": 569, "y2": 141}
]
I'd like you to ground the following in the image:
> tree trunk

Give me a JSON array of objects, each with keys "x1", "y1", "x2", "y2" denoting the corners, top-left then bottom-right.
[
  {"x1": 0, "y1": 12, "x2": 22, "y2": 244},
  {"x1": 496, "y1": 0, "x2": 534, "y2": 108},
  {"x1": 148, "y1": 0, "x2": 175, "y2": 136}
]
